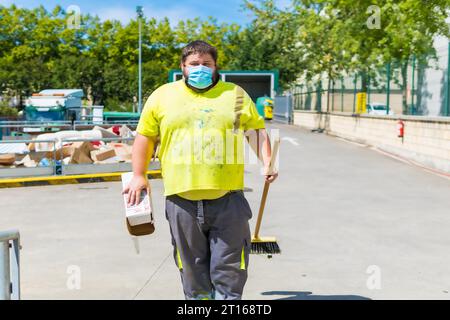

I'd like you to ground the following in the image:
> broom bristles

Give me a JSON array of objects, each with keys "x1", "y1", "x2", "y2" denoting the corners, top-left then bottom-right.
[{"x1": 250, "y1": 240, "x2": 281, "y2": 254}]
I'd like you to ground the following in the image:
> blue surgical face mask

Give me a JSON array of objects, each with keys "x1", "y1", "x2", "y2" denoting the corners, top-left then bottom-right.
[{"x1": 186, "y1": 65, "x2": 213, "y2": 89}]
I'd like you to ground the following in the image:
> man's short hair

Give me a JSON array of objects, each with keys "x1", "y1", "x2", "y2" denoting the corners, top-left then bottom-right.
[{"x1": 181, "y1": 40, "x2": 218, "y2": 64}]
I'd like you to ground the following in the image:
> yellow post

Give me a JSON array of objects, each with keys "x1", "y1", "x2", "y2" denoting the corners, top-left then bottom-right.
[{"x1": 356, "y1": 92, "x2": 367, "y2": 114}]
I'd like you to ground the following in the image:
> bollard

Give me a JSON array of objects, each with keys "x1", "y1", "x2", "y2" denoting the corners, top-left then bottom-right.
[
  {"x1": 0, "y1": 230, "x2": 20, "y2": 300},
  {"x1": 0, "y1": 241, "x2": 10, "y2": 300}
]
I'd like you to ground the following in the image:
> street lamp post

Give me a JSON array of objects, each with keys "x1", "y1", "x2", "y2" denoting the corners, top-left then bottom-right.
[{"x1": 136, "y1": 6, "x2": 143, "y2": 114}]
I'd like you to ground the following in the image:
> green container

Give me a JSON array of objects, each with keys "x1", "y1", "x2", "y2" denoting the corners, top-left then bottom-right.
[
  {"x1": 255, "y1": 97, "x2": 267, "y2": 118},
  {"x1": 103, "y1": 111, "x2": 141, "y2": 121},
  {"x1": 25, "y1": 105, "x2": 65, "y2": 121}
]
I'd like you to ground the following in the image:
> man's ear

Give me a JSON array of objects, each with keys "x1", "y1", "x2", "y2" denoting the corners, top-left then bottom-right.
[
  {"x1": 180, "y1": 63, "x2": 187, "y2": 79},
  {"x1": 214, "y1": 65, "x2": 221, "y2": 80}
]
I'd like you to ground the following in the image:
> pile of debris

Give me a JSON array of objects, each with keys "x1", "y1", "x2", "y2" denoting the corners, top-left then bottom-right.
[{"x1": 0, "y1": 125, "x2": 135, "y2": 169}]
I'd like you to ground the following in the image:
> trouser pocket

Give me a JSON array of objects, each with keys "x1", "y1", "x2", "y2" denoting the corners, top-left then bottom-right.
[{"x1": 236, "y1": 190, "x2": 253, "y2": 219}]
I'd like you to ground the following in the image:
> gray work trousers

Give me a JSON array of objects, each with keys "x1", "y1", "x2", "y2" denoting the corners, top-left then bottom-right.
[{"x1": 165, "y1": 190, "x2": 253, "y2": 300}]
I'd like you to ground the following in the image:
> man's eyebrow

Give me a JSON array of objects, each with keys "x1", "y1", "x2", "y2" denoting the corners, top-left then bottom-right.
[{"x1": 187, "y1": 60, "x2": 213, "y2": 64}]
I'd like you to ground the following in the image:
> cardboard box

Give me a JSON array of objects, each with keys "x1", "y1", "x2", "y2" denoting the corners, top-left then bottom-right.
[
  {"x1": 107, "y1": 142, "x2": 132, "y2": 161},
  {"x1": 69, "y1": 141, "x2": 95, "y2": 164},
  {"x1": 45, "y1": 145, "x2": 73, "y2": 160},
  {"x1": 0, "y1": 153, "x2": 15, "y2": 165},
  {"x1": 14, "y1": 155, "x2": 37, "y2": 168},
  {"x1": 28, "y1": 142, "x2": 35, "y2": 152},
  {"x1": 121, "y1": 172, "x2": 154, "y2": 228},
  {"x1": 28, "y1": 151, "x2": 50, "y2": 163},
  {"x1": 90, "y1": 148, "x2": 116, "y2": 162}
]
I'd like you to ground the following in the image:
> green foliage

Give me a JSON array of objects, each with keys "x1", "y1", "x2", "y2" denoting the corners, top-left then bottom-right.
[
  {"x1": 0, "y1": 1, "x2": 449, "y2": 111},
  {"x1": 0, "y1": 103, "x2": 19, "y2": 117},
  {"x1": 0, "y1": 5, "x2": 241, "y2": 110},
  {"x1": 226, "y1": 0, "x2": 305, "y2": 90}
]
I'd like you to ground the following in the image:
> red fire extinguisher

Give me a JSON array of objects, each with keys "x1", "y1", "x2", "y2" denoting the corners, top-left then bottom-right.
[{"x1": 397, "y1": 120, "x2": 404, "y2": 138}]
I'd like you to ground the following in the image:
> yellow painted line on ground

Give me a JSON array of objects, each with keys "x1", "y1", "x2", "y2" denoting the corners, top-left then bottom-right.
[
  {"x1": 102, "y1": 176, "x2": 122, "y2": 182},
  {"x1": 48, "y1": 179, "x2": 79, "y2": 185},
  {"x1": 0, "y1": 182, "x2": 23, "y2": 188}
]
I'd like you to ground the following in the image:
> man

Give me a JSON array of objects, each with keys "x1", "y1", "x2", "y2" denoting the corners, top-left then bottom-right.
[{"x1": 123, "y1": 40, "x2": 277, "y2": 300}]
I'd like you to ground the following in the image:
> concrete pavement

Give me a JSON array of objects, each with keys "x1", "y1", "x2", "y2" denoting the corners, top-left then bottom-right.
[{"x1": 1, "y1": 123, "x2": 450, "y2": 299}]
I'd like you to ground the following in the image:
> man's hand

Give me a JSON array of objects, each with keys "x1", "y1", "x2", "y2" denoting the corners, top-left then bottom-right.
[
  {"x1": 122, "y1": 174, "x2": 150, "y2": 206},
  {"x1": 264, "y1": 167, "x2": 278, "y2": 183}
]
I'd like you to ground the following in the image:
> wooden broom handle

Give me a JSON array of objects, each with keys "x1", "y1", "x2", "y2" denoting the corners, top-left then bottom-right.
[{"x1": 253, "y1": 137, "x2": 280, "y2": 239}]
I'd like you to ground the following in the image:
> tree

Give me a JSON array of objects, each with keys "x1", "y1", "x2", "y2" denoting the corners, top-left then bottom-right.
[
  {"x1": 225, "y1": 0, "x2": 308, "y2": 91},
  {"x1": 378, "y1": 0, "x2": 450, "y2": 114}
]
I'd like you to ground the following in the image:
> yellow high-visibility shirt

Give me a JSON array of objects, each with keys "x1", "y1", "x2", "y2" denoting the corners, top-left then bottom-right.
[
  {"x1": 177, "y1": 189, "x2": 229, "y2": 201},
  {"x1": 136, "y1": 79, "x2": 265, "y2": 197}
]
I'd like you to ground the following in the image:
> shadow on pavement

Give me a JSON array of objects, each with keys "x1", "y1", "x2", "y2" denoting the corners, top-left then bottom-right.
[{"x1": 261, "y1": 291, "x2": 371, "y2": 300}]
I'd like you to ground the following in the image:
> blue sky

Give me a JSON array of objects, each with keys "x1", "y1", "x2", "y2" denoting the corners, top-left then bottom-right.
[{"x1": 0, "y1": 0, "x2": 291, "y2": 26}]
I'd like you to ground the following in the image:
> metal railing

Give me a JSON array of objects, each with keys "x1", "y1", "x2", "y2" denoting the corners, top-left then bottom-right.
[
  {"x1": 73, "y1": 120, "x2": 139, "y2": 127},
  {"x1": 0, "y1": 136, "x2": 142, "y2": 178},
  {"x1": 0, "y1": 122, "x2": 73, "y2": 138},
  {"x1": 0, "y1": 138, "x2": 58, "y2": 177},
  {"x1": 0, "y1": 120, "x2": 139, "y2": 139},
  {"x1": 0, "y1": 120, "x2": 139, "y2": 126},
  {"x1": 0, "y1": 230, "x2": 20, "y2": 300}
]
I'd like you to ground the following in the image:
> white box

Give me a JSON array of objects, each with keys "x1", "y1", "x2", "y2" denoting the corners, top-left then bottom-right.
[{"x1": 121, "y1": 172, "x2": 154, "y2": 226}]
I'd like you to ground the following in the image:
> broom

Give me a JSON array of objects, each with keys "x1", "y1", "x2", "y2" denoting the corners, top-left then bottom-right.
[{"x1": 251, "y1": 137, "x2": 281, "y2": 255}]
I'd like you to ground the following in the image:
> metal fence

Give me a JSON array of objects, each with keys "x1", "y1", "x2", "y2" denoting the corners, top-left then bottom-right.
[
  {"x1": 0, "y1": 136, "x2": 145, "y2": 179},
  {"x1": 0, "y1": 135, "x2": 161, "y2": 179},
  {"x1": 0, "y1": 120, "x2": 139, "y2": 139},
  {"x1": 0, "y1": 230, "x2": 20, "y2": 300},
  {"x1": 0, "y1": 138, "x2": 57, "y2": 177},
  {"x1": 291, "y1": 41, "x2": 450, "y2": 117}
]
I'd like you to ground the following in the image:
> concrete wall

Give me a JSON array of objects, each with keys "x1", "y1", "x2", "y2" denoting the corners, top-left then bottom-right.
[{"x1": 294, "y1": 110, "x2": 450, "y2": 174}]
